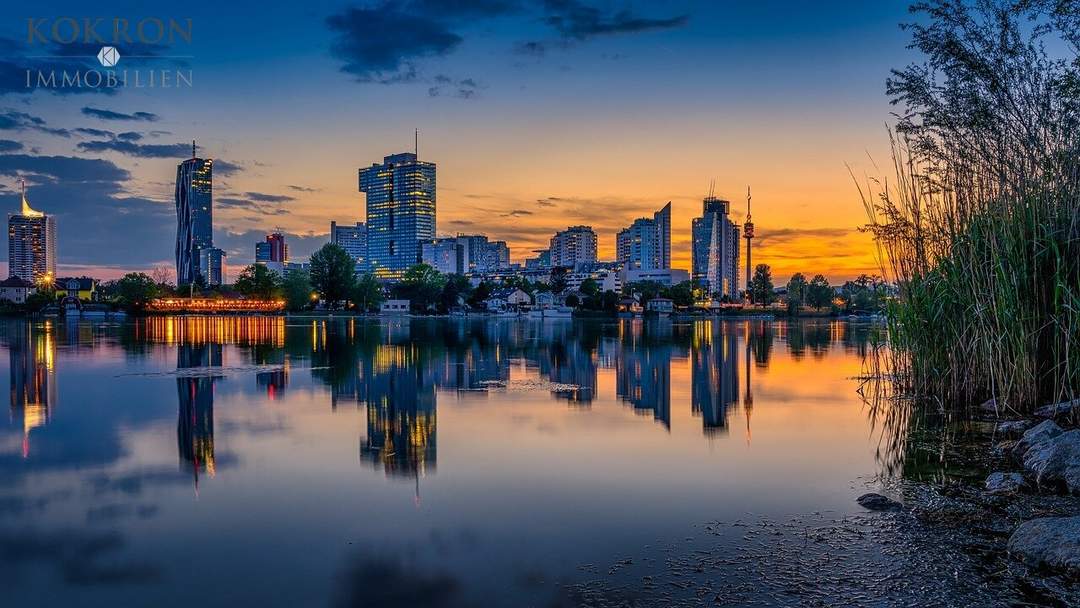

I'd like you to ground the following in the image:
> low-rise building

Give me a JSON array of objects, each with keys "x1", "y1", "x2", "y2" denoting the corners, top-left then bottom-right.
[{"x1": 0, "y1": 276, "x2": 36, "y2": 303}]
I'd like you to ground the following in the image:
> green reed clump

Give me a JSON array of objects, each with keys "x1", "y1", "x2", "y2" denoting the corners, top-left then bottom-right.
[{"x1": 860, "y1": 0, "x2": 1080, "y2": 414}]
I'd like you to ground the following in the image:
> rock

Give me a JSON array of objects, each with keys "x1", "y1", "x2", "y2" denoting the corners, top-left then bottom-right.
[
  {"x1": 1007, "y1": 516, "x2": 1080, "y2": 575},
  {"x1": 1014, "y1": 420, "x2": 1064, "y2": 458},
  {"x1": 856, "y1": 492, "x2": 902, "y2": 511},
  {"x1": 1034, "y1": 398, "x2": 1080, "y2": 420},
  {"x1": 1022, "y1": 429, "x2": 1080, "y2": 494},
  {"x1": 996, "y1": 420, "x2": 1033, "y2": 437},
  {"x1": 991, "y1": 440, "x2": 1018, "y2": 458},
  {"x1": 984, "y1": 472, "x2": 1025, "y2": 495}
]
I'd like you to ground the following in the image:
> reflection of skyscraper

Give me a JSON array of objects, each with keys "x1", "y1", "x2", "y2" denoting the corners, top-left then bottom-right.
[
  {"x1": 176, "y1": 344, "x2": 220, "y2": 484},
  {"x1": 8, "y1": 321, "x2": 56, "y2": 457},
  {"x1": 359, "y1": 345, "x2": 437, "y2": 478},
  {"x1": 691, "y1": 321, "x2": 740, "y2": 435},
  {"x1": 175, "y1": 147, "x2": 213, "y2": 285},
  {"x1": 617, "y1": 337, "x2": 671, "y2": 428}
]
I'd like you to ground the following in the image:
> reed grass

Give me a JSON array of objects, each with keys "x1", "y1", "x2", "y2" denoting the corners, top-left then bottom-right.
[{"x1": 858, "y1": 0, "x2": 1080, "y2": 415}]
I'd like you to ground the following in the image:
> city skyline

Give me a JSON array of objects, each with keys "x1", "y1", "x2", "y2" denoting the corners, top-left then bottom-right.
[{"x1": 0, "y1": 1, "x2": 912, "y2": 282}]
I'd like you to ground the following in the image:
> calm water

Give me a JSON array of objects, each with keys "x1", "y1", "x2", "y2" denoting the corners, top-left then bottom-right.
[{"x1": 0, "y1": 316, "x2": 886, "y2": 606}]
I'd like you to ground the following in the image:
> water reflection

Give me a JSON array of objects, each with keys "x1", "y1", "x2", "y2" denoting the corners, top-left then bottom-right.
[{"x1": 0, "y1": 316, "x2": 888, "y2": 606}]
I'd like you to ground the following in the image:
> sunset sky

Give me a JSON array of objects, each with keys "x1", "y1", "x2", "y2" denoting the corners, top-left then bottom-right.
[{"x1": 0, "y1": 1, "x2": 915, "y2": 282}]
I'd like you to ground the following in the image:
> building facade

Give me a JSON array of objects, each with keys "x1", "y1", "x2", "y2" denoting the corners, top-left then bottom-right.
[
  {"x1": 330, "y1": 221, "x2": 367, "y2": 272},
  {"x1": 550, "y1": 226, "x2": 597, "y2": 269},
  {"x1": 175, "y1": 155, "x2": 213, "y2": 285},
  {"x1": 616, "y1": 202, "x2": 671, "y2": 271},
  {"x1": 8, "y1": 191, "x2": 56, "y2": 283},
  {"x1": 691, "y1": 197, "x2": 741, "y2": 298},
  {"x1": 359, "y1": 152, "x2": 436, "y2": 279},
  {"x1": 200, "y1": 247, "x2": 226, "y2": 286}
]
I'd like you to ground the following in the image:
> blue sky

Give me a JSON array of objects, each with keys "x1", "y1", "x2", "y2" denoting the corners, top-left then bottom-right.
[{"x1": 0, "y1": 1, "x2": 915, "y2": 280}]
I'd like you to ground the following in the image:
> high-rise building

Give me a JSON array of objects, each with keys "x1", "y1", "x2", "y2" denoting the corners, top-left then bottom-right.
[
  {"x1": 692, "y1": 197, "x2": 741, "y2": 298},
  {"x1": 8, "y1": 187, "x2": 56, "y2": 284},
  {"x1": 359, "y1": 152, "x2": 436, "y2": 279},
  {"x1": 200, "y1": 247, "x2": 226, "y2": 286},
  {"x1": 616, "y1": 202, "x2": 670, "y2": 272},
  {"x1": 550, "y1": 226, "x2": 597, "y2": 269},
  {"x1": 330, "y1": 221, "x2": 367, "y2": 272},
  {"x1": 420, "y1": 237, "x2": 468, "y2": 274},
  {"x1": 175, "y1": 145, "x2": 213, "y2": 285}
]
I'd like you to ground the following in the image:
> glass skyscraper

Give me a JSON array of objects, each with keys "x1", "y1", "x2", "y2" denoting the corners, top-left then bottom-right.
[
  {"x1": 692, "y1": 197, "x2": 741, "y2": 298},
  {"x1": 8, "y1": 190, "x2": 56, "y2": 283},
  {"x1": 175, "y1": 154, "x2": 213, "y2": 285},
  {"x1": 359, "y1": 152, "x2": 435, "y2": 279}
]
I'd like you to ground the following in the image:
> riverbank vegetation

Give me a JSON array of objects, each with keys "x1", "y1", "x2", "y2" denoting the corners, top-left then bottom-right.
[{"x1": 861, "y1": 0, "x2": 1080, "y2": 414}]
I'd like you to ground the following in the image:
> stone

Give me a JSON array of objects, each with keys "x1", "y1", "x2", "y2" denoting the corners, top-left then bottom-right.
[
  {"x1": 984, "y1": 472, "x2": 1025, "y2": 495},
  {"x1": 1013, "y1": 420, "x2": 1064, "y2": 458},
  {"x1": 856, "y1": 492, "x2": 902, "y2": 511},
  {"x1": 1007, "y1": 516, "x2": 1080, "y2": 575},
  {"x1": 996, "y1": 420, "x2": 1033, "y2": 437},
  {"x1": 1022, "y1": 429, "x2": 1080, "y2": 494},
  {"x1": 1034, "y1": 398, "x2": 1080, "y2": 420}
]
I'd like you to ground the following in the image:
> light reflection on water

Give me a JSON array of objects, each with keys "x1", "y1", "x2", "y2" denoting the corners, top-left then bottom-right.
[{"x1": 0, "y1": 316, "x2": 883, "y2": 606}]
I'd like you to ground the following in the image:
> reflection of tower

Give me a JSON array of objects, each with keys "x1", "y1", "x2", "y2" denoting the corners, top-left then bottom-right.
[
  {"x1": 743, "y1": 321, "x2": 754, "y2": 444},
  {"x1": 176, "y1": 344, "x2": 220, "y2": 489},
  {"x1": 691, "y1": 320, "x2": 739, "y2": 436},
  {"x1": 8, "y1": 321, "x2": 56, "y2": 458},
  {"x1": 359, "y1": 345, "x2": 437, "y2": 492},
  {"x1": 616, "y1": 336, "x2": 671, "y2": 429},
  {"x1": 744, "y1": 186, "x2": 755, "y2": 300}
]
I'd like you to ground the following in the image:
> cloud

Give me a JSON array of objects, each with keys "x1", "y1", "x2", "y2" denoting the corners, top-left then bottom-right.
[
  {"x1": 0, "y1": 139, "x2": 23, "y2": 152},
  {"x1": 81, "y1": 107, "x2": 161, "y2": 122},
  {"x1": 0, "y1": 110, "x2": 71, "y2": 137},
  {"x1": 244, "y1": 191, "x2": 295, "y2": 203},
  {"x1": 75, "y1": 139, "x2": 192, "y2": 158},
  {"x1": 541, "y1": 0, "x2": 688, "y2": 39},
  {"x1": 0, "y1": 154, "x2": 174, "y2": 268},
  {"x1": 326, "y1": 5, "x2": 463, "y2": 82}
]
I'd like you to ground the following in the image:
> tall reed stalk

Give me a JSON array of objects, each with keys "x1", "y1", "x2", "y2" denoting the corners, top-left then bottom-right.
[{"x1": 860, "y1": 0, "x2": 1080, "y2": 415}]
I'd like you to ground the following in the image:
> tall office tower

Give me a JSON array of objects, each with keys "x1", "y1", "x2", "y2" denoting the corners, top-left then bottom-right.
[
  {"x1": 330, "y1": 221, "x2": 368, "y2": 272},
  {"x1": 8, "y1": 185, "x2": 56, "y2": 283},
  {"x1": 616, "y1": 202, "x2": 671, "y2": 271},
  {"x1": 691, "y1": 197, "x2": 741, "y2": 298},
  {"x1": 199, "y1": 247, "x2": 226, "y2": 286},
  {"x1": 359, "y1": 152, "x2": 436, "y2": 279},
  {"x1": 175, "y1": 143, "x2": 213, "y2": 285},
  {"x1": 550, "y1": 225, "x2": 598, "y2": 269}
]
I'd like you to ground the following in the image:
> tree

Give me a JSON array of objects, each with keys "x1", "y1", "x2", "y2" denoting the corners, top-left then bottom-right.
[
  {"x1": 309, "y1": 243, "x2": 356, "y2": 304},
  {"x1": 282, "y1": 269, "x2": 314, "y2": 311},
  {"x1": 579, "y1": 277, "x2": 600, "y2": 297},
  {"x1": 806, "y1": 274, "x2": 832, "y2": 310},
  {"x1": 392, "y1": 263, "x2": 446, "y2": 313},
  {"x1": 468, "y1": 280, "x2": 495, "y2": 309},
  {"x1": 233, "y1": 264, "x2": 282, "y2": 299},
  {"x1": 666, "y1": 281, "x2": 694, "y2": 308},
  {"x1": 440, "y1": 274, "x2": 472, "y2": 312},
  {"x1": 351, "y1": 273, "x2": 383, "y2": 312},
  {"x1": 749, "y1": 264, "x2": 775, "y2": 305},
  {"x1": 785, "y1": 273, "x2": 807, "y2": 314},
  {"x1": 112, "y1": 273, "x2": 159, "y2": 309},
  {"x1": 549, "y1": 267, "x2": 569, "y2": 294}
]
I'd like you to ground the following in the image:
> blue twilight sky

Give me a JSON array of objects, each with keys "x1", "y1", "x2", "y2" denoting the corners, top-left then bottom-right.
[{"x1": 0, "y1": 0, "x2": 916, "y2": 280}]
